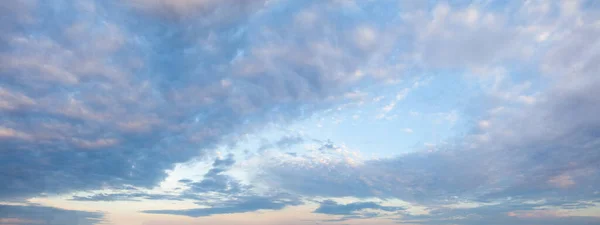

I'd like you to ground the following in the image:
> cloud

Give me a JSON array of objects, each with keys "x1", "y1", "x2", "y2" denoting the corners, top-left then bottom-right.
[
  {"x1": 70, "y1": 154, "x2": 301, "y2": 218},
  {"x1": 404, "y1": 2, "x2": 524, "y2": 69},
  {"x1": 257, "y1": 135, "x2": 305, "y2": 152},
  {"x1": 211, "y1": 153, "x2": 236, "y2": 168},
  {"x1": 274, "y1": 135, "x2": 305, "y2": 149},
  {"x1": 2, "y1": 1, "x2": 600, "y2": 223},
  {"x1": 142, "y1": 194, "x2": 301, "y2": 217},
  {"x1": 0, "y1": 204, "x2": 103, "y2": 225},
  {"x1": 377, "y1": 81, "x2": 422, "y2": 119},
  {"x1": 399, "y1": 200, "x2": 600, "y2": 225},
  {"x1": 71, "y1": 154, "x2": 242, "y2": 202},
  {"x1": 0, "y1": 0, "x2": 403, "y2": 200},
  {"x1": 125, "y1": 0, "x2": 268, "y2": 23},
  {"x1": 182, "y1": 154, "x2": 245, "y2": 194},
  {"x1": 257, "y1": 0, "x2": 600, "y2": 208},
  {"x1": 262, "y1": 62, "x2": 600, "y2": 203},
  {"x1": 70, "y1": 193, "x2": 183, "y2": 202},
  {"x1": 314, "y1": 200, "x2": 404, "y2": 216},
  {"x1": 396, "y1": 88, "x2": 410, "y2": 101}
]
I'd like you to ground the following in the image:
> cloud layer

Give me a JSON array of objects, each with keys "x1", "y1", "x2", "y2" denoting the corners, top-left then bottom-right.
[
  {"x1": 0, "y1": 204, "x2": 103, "y2": 225},
  {"x1": 0, "y1": 0, "x2": 401, "y2": 200},
  {"x1": 1, "y1": 0, "x2": 600, "y2": 224}
]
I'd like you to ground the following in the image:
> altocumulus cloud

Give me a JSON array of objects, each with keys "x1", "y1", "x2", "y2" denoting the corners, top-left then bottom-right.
[
  {"x1": 399, "y1": 201, "x2": 600, "y2": 225},
  {"x1": 256, "y1": 0, "x2": 600, "y2": 223},
  {"x1": 1, "y1": 0, "x2": 600, "y2": 224},
  {"x1": 0, "y1": 0, "x2": 401, "y2": 201}
]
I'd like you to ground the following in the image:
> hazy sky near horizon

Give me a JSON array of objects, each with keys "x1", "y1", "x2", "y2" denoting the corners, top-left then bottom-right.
[{"x1": 1, "y1": 0, "x2": 600, "y2": 224}]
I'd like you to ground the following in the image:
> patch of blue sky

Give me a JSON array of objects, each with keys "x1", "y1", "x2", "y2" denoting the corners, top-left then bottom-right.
[{"x1": 263, "y1": 72, "x2": 476, "y2": 158}]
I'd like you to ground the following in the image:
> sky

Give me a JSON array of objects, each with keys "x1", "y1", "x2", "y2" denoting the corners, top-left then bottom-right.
[{"x1": 1, "y1": 0, "x2": 600, "y2": 224}]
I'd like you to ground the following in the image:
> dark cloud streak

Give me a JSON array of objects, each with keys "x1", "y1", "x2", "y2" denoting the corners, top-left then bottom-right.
[
  {"x1": 314, "y1": 199, "x2": 403, "y2": 216},
  {"x1": 142, "y1": 195, "x2": 301, "y2": 217},
  {"x1": 0, "y1": 204, "x2": 104, "y2": 225}
]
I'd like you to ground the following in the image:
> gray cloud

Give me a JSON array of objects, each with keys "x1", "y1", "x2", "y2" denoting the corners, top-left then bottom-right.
[
  {"x1": 314, "y1": 200, "x2": 403, "y2": 216},
  {"x1": 0, "y1": 0, "x2": 402, "y2": 200},
  {"x1": 212, "y1": 153, "x2": 236, "y2": 168},
  {"x1": 70, "y1": 193, "x2": 183, "y2": 202},
  {"x1": 69, "y1": 154, "x2": 300, "y2": 219},
  {"x1": 399, "y1": 200, "x2": 600, "y2": 225},
  {"x1": 125, "y1": 0, "x2": 268, "y2": 23},
  {"x1": 142, "y1": 194, "x2": 301, "y2": 217},
  {"x1": 183, "y1": 154, "x2": 245, "y2": 194},
  {"x1": 3, "y1": 1, "x2": 600, "y2": 223},
  {"x1": 71, "y1": 155, "x2": 242, "y2": 202},
  {"x1": 0, "y1": 204, "x2": 103, "y2": 225},
  {"x1": 275, "y1": 136, "x2": 305, "y2": 149},
  {"x1": 400, "y1": 1, "x2": 555, "y2": 70},
  {"x1": 258, "y1": 135, "x2": 306, "y2": 152},
  {"x1": 258, "y1": 0, "x2": 600, "y2": 208}
]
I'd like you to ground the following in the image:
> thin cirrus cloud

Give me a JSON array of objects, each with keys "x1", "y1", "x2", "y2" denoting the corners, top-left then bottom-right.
[{"x1": 1, "y1": 0, "x2": 599, "y2": 225}]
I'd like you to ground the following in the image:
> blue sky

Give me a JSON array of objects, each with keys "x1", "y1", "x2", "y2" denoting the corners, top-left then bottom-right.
[{"x1": 1, "y1": 0, "x2": 600, "y2": 224}]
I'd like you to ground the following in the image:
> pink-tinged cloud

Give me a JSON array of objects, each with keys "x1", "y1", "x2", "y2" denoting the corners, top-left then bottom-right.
[
  {"x1": 548, "y1": 174, "x2": 576, "y2": 189},
  {"x1": 0, "y1": 218, "x2": 43, "y2": 225},
  {"x1": 507, "y1": 210, "x2": 567, "y2": 219}
]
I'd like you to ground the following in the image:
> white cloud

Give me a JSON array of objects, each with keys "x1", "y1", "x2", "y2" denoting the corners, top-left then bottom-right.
[
  {"x1": 478, "y1": 120, "x2": 491, "y2": 129},
  {"x1": 382, "y1": 102, "x2": 396, "y2": 113},
  {"x1": 436, "y1": 110, "x2": 459, "y2": 124},
  {"x1": 424, "y1": 142, "x2": 436, "y2": 148},
  {"x1": 517, "y1": 95, "x2": 536, "y2": 104},
  {"x1": 353, "y1": 26, "x2": 378, "y2": 50},
  {"x1": 396, "y1": 88, "x2": 410, "y2": 100},
  {"x1": 373, "y1": 96, "x2": 385, "y2": 102}
]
